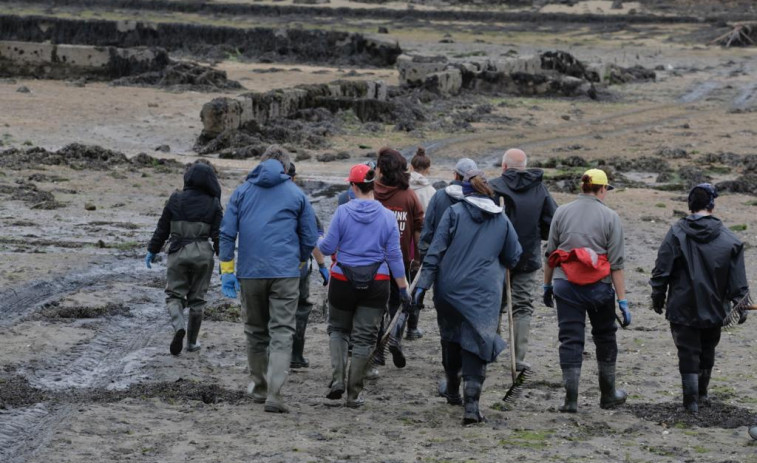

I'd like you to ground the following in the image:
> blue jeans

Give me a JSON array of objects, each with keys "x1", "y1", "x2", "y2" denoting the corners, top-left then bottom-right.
[{"x1": 554, "y1": 279, "x2": 617, "y2": 368}]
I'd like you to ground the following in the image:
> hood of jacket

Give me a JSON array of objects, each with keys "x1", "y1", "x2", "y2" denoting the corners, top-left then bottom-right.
[
  {"x1": 343, "y1": 199, "x2": 386, "y2": 224},
  {"x1": 410, "y1": 171, "x2": 431, "y2": 189},
  {"x1": 374, "y1": 181, "x2": 404, "y2": 202},
  {"x1": 445, "y1": 183, "x2": 465, "y2": 201},
  {"x1": 184, "y1": 163, "x2": 222, "y2": 198},
  {"x1": 463, "y1": 195, "x2": 502, "y2": 222},
  {"x1": 500, "y1": 169, "x2": 544, "y2": 192},
  {"x1": 678, "y1": 214, "x2": 722, "y2": 243},
  {"x1": 247, "y1": 159, "x2": 290, "y2": 188}
]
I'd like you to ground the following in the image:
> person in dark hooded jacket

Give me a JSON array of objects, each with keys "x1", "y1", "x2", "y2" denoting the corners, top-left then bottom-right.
[
  {"x1": 490, "y1": 149, "x2": 557, "y2": 372},
  {"x1": 219, "y1": 148, "x2": 319, "y2": 414},
  {"x1": 650, "y1": 183, "x2": 749, "y2": 413},
  {"x1": 415, "y1": 169, "x2": 522, "y2": 425},
  {"x1": 146, "y1": 160, "x2": 223, "y2": 356}
]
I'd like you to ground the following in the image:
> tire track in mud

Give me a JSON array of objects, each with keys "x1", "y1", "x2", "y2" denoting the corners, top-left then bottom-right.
[{"x1": 0, "y1": 263, "x2": 171, "y2": 463}]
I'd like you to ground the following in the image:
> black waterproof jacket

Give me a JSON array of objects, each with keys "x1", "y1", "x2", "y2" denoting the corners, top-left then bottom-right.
[
  {"x1": 650, "y1": 215, "x2": 749, "y2": 328},
  {"x1": 148, "y1": 163, "x2": 223, "y2": 255},
  {"x1": 418, "y1": 180, "x2": 464, "y2": 256},
  {"x1": 490, "y1": 169, "x2": 557, "y2": 273}
]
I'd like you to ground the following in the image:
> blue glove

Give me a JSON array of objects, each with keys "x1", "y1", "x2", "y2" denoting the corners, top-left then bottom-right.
[
  {"x1": 543, "y1": 284, "x2": 554, "y2": 308},
  {"x1": 145, "y1": 252, "x2": 156, "y2": 269},
  {"x1": 318, "y1": 264, "x2": 330, "y2": 286},
  {"x1": 412, "y1": 287, "x2": 426, "y2": 307},
  {"x1": 221, "y1": 273, "x2": 240, "y2": 299},
  {"x1": 618, "y1": 299, "x2": 631, "y2": 327},
  {"x1": 399, "y1": 287, "x2": 411, "y2": 306}
]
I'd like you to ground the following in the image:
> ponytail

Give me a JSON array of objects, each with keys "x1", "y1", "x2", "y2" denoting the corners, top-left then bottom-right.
[
  {"x1": 411, "y1": 147, "x2": 431, "y2": 171},
  {"x1": 580, "y1": 174, "x2": 603, "y2": 194},
  {"x1": 470, "y1": 176, "x2": 494, "y2": 197}
]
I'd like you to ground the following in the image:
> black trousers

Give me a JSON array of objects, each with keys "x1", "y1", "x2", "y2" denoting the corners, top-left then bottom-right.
[
  {"x1": 554, "y1": 279, "x2": 618, "y2": 369},
  {"x1": 670, "y1": 322, "x2": 722, "y2": 374},
  {"x1": 440, "y1": 340, "x2": 487, "y2": 381}
]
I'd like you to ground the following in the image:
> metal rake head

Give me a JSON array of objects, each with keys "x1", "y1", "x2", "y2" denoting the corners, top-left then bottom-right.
[
  {"x1": 501, "y1": 368, "x2": 533, "y2": 404},
  {"x1": 723, "y1": 293, "x2": 752, "y2": 330}
]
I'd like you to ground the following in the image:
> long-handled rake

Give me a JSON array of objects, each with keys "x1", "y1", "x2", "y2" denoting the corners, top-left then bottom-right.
[
  {"x1": 367, "y1": 265, "x2": 422, "y2": 367},
  {"x1": 723, "y1": 293, "x2": 757, "y2": 329},
  {"x1": 501, "y1": 269, "x2": 532, "y2": 404}
]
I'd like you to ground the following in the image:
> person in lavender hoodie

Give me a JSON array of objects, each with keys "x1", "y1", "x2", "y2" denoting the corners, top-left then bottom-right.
[{"x1": 318, "y1": 164, "x2": 411, "y2": 407}]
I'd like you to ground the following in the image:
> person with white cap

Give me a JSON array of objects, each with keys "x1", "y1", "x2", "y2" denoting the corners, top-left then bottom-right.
[
  {"x1": 649, "y1": 183, "x2": 749, "y2": 413},
  {"x1": 543, "y1": 168, "x2": 629, "y2": 413}
]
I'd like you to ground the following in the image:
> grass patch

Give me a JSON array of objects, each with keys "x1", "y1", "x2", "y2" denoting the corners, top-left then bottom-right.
[
  {"x1": 499, "y1": 429, "x2": 551, "y2": 449},
  {"x1": 112, "y1": 241, "x2": 140, "y2": 251},
  {"x1": 693, "y1": 446, "x2": 708, "y2": 454},
  {"x1": 655, "y1": 202, "x2": 666, "y2": 208},
  {"x1": 729, "y1": 224, "x2": 747, "y2": 232}
]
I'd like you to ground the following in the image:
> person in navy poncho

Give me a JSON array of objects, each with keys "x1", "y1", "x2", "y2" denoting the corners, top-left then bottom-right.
[{"x1": 414, "y1": 169, "x2": 522, "y2": 425}]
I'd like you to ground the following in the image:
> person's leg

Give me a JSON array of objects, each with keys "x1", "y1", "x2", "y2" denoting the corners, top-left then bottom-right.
[
  {"x1": 185, "y1": 244, "x2": 214, "y2": 352},
  {"x1": 264, "y1": 277, "x2": 299, "y2": 413},
  {"x1": 554, "y1": 281, "x2": 586, "y2": 413},
  {"x1": 326, "y1": 278, "x2": 356, "y2": 400},
  {"x1": 346, "y1": 303, "x2": 385, "y2": 407},
  {"x1": 239, "y1": 278, "x2": 270, "y2": 404},
  {"x1": 510, "y1": 270, "x2": 538, "y2": 372},
  {"x1": 670, "y1": 322, "x2": 702, "y2": 412},
  {"x1": 587, "y1": 297, "x2": 625, "y2": 409},
  {"x1": 698, "y1": 326, "x2": 722, "y2": 406},
  {"x1": 387, "y1": 276, "x2": 407, "y2": 368},
  {"x1": 165, "y1": 251, "x2": 191, "y2": 355},
  {"x1": 291, "y1": 270, "x2": 314, "y2": 368},
  {"x1": 461, "y1": 349, "x2": 487, "y2": 424},
  {"x1": 438, "y1": 340, "x2": 463, "y2": 405}
]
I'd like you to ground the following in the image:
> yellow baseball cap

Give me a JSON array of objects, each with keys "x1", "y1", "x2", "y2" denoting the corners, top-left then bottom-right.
[{"x1": 583, "y1": 168, "x2": 614, "y2": 190}]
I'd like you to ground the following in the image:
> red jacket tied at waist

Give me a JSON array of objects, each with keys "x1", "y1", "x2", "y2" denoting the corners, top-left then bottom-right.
[{"x1": 548, "y1": 248, "x2": 610, "y2": 285}]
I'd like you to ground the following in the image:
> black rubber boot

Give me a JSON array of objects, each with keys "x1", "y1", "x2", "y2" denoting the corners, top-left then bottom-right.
[
  {"x1": 559, "y1": 367, "x2": 580, "y2": 413},
  {"x1": 438, "y1": 377, "x2": 463, "y2": 406},
  {"x1": 698, "y1": 368, "x2": 712, "y2": 407},
  {"x1": 346, "y1": 356, "x2": 370, "y2": 408},
  {"x1": 170, "y1": 329, "x2": 185, "y2": 356},
  {"x1": 682, "y1": 373, "x2": 699, "y2": 413},
  {"x1": 327, "y1": 335, "x2": 348, "y2": 400},
  {"x1": 462, "y1": 377, "x2": 485, "y2": 425},
  {"x1": 388, "y1": 312, "x2": 407, "y2": 368},
  {"x1": 598, "y1": 361, "x2": 627, "y2": 409},
  {"x1": 290, "y1": 317, "x2": 309, "y2": 369},
  {"x1": 405, "y1": 308, "x2": 424, "y2": 340},
  {"x1": 186, "y1": 312, "x2": 202, "y2": 352}
]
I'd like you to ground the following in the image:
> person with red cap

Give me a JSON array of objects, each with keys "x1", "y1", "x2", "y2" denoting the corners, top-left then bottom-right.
[
  {"x1": 543, "y1": 168, "x2": 630, "y2": 413},
  {"x1": 318, "y1": 164, "x2": 410, "y2": 407}
]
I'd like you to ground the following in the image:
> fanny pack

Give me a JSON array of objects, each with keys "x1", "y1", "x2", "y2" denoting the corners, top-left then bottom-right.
[{"x1": 337, "y1": 262, "x2": 382, "y2": 290}]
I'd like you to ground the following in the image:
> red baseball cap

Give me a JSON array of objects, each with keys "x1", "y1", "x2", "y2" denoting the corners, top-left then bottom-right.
[{"x1": 347, "y1": 164, "x2": 373, "y2": 183}]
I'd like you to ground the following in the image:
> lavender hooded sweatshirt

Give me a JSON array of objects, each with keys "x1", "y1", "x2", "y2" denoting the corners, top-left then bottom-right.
[{"x1": 318, "y1": 199, "x2": 405, "y2": 279}]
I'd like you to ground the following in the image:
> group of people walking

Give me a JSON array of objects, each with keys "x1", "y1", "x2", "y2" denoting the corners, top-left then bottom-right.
[{"x1": 146, "y1": 144, "x2": 749, "y2": 423}]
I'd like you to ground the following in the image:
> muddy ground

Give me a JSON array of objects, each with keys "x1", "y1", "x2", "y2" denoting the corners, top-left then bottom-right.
[{"x1": 2, "y1": 1, "x2": 757, "y2": 462}]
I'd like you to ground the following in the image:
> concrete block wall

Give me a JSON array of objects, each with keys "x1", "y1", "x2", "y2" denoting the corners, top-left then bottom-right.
[{"x1": 200, "y1": 80, "x2": 388, "y2": 138}]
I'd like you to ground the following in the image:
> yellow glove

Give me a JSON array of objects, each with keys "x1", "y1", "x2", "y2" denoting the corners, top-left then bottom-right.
[{"x1": 220, "y1": 260, "x2": 235, "y2": 275}]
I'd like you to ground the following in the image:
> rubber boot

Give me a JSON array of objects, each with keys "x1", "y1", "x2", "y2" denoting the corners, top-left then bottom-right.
[
  {"x1": 290, "y1": 318, "x2": 309, "y2": 369},
  {"x1": 462, "y1": 377, "x2": 485, "y2": 425},
  {"x1": 681, "y1": 373, "x2": 699, "y2": 413},
  {"x1": 513, "y1": 315, "x2": 532, "y2": 372},
  {"x1": 598, "y1": 362, "x2": 627, "y2": 409},
  {"x1": 264, "y1": 351, "x2": 291, "y2": 413},
  {"x1": 698, "y1": 368, "x2": 712, "y2": 407},
  {"x1": 327, "y1": 336, "x2": 348, "y2": 400},
  {"x1": 346, "y1": 356, "x2": 370, "y2": 408},
  {"x1": 246, "y1": 349, "x2": 268, "y2": 404},
  {"x1": 438, "y1": 375, "x2": 463, "y2": 406},
  {"x1": 559, "y1": 367, "x2": 580, "y2": 413},
  {"x1": 388, "y1": 312, "x2": 407, "y2": 368},
  {"x1": 405, "y1": 308, "x2": 424, "y2": 340},
  {"x1": 170, "y1": 329, "x2": 185, "y2": 356},
  {"x1": 186, "y1": 311, "x2": 202, "y2": 352}
]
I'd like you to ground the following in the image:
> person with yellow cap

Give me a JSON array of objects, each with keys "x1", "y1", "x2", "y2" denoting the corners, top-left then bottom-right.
[{"x1": 543, "y1": 168, "x2": 629, "y2": 413}]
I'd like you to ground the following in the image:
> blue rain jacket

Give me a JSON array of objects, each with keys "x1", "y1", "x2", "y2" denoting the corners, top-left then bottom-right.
[{"x1": 220, "y1": 159, "x2": 319, "y2": 278}]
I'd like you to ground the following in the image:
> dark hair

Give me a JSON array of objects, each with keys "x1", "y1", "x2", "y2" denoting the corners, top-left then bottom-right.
[
  {"x1": 287, "y1": 162, "x2": 296, "y2": 177},
  {"x1": 352, "y1": 169, "x2": 376, "y2": 194},
  {"x1": 377, "y1": 147, "x2": 410, "y2": 190},
  {"x1": 580, "y1": 174, "x2": 603, "y2": 194},
  {"x1": 688, "y1": 187, "x2": 711, "y2": 212},
  {"x1": 411, "y1": 147, "x2": 431, "y2": 171},
  {"x1": 188, "y1": 158, "x2": 218, "y2": 174},
  {"x1": 470, "y1": 176, "x2": 494, "y2": 197}
]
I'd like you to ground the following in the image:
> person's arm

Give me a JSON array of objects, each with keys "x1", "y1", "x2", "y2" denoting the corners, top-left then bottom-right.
[
  {"x1": 297, "y1": 196, "x2": 319, "y2": 262},
  {"x1": 147, "y1": 194, "x2": 174, "y2": 254},
  {"x1": 606, "y1": 212, "x2": 625, "y2": 294},
  {"x1": 649, "y1": 228, "x2": 676, "y2": 301},
  {"x1": 411, "y1": 193, "x2": 425, "y2": 261},
  {"x1": 385, "y1": 213, "x2": 407, "y2": 285},
  {"x1": 544, "y1": 265, "x2": 554, "y2": 285},
  {"x1": 611, "y1": 269, "x2": 626, "y2": 301},
  {"x1": 219, "y1": 189, "x2": 241, "y2": 268},
  {"x1": 726, "y1": 241, "x2": 749, "y2": 303},
  {"x1": 318, "y1": 209, "x2": 341, "y2": 256},
  {"x1": 211, "y1": 198, "x2": 223, "y2": 256},
  {"x1": 499, "y1": 217, "x2": 522, "y2": 270},
  {"x1": 416, "y1": 208, "x2": 455, "y2": 291},
  {"x1": 418, "y1": 194, "x2": 438, "y2": 256},
  {"x1": 540, "y1": 190, "x2": 558, "y2": 241}
]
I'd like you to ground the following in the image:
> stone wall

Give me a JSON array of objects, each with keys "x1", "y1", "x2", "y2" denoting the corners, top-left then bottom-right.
[
  {"x1": 0, "y1": 40, "x2": 169, "y2": 79},
  {"x1": 200, "y1": 80, "x2": 388, "y2": 139}
]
